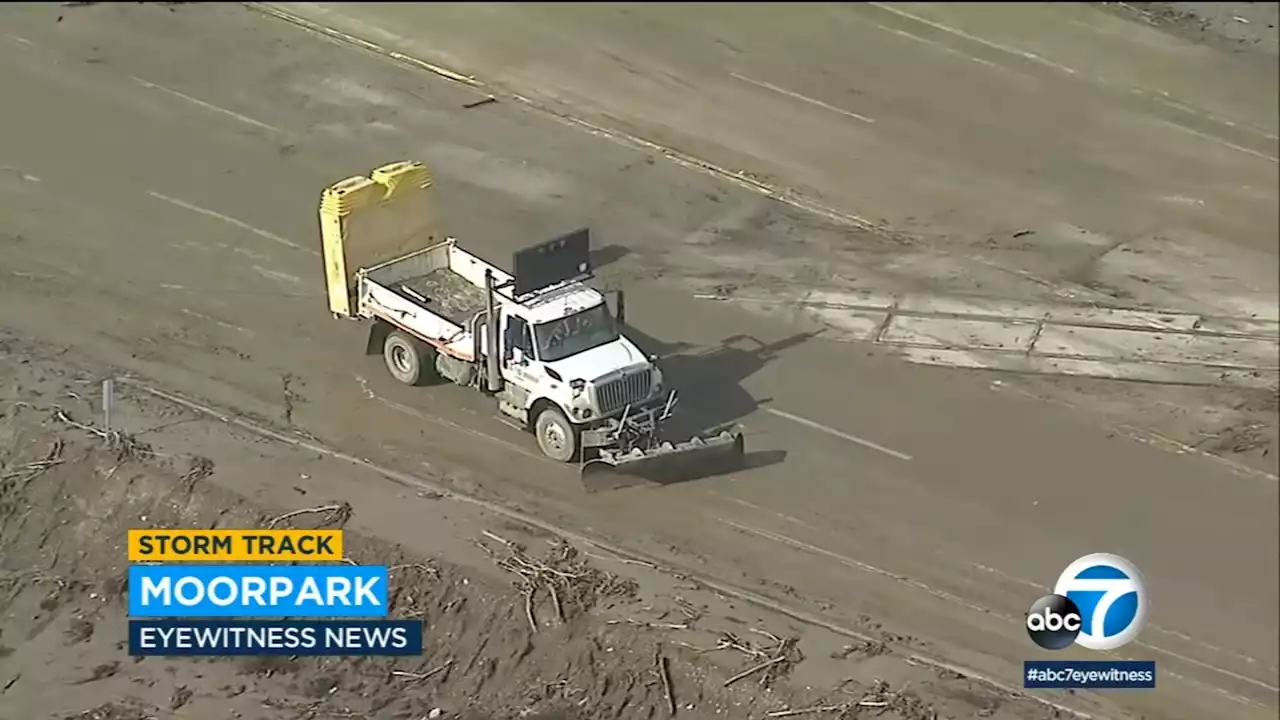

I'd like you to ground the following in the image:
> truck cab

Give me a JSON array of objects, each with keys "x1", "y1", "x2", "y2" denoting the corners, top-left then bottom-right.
[{"x1": 493, "y1": 284, "x2": 664, "y2": 461}]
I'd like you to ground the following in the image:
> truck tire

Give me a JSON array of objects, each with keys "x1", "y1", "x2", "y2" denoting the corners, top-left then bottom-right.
[
  {"x1": 383, "y1": 331, "x2": 434, "y2": 386},
  {"x1": 534, "y1": 406, "x2": 578, "y2": 463}
]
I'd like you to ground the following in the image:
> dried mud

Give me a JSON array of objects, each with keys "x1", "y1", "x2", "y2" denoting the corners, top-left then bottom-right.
[{"x1": 0, "y1": 330, "x2": 994, "y2": 720}]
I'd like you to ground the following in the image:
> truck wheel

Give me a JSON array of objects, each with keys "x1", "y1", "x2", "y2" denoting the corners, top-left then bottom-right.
[
  {"x1": 383, "y1": 331, "x2": 433, "y2": 386},
  {"x1": 534, "y1": 406, "x2": 578, "y2": 463}
]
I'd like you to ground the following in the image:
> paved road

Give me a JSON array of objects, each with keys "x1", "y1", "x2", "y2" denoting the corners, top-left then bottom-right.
[
  {"x1": 0, "y1": 4, "x2": 1275, "y2": 718},
  {"x1": 278, "y1": 1, "x2": 1279, "y2": 322}
]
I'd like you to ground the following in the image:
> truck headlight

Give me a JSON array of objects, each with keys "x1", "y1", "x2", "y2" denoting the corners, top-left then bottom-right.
[{"x1": 569, "y1": 383, "x2": 594, "y2": 419}]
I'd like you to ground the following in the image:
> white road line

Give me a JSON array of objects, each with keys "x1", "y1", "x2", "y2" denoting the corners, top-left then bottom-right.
[
  {"x1": 866, "y1": 2, "x2": 1079, "y2": 76},
  {"x1": 720, "y1": 519, "x2": 993, "y2": 614},
  {"x1": 1154, "y1": 93, "x2": 1280, "y2": 143},
  {"x1": 730, "y1": 73, "x2": 876, "y2": 124},
  {"x1": 252, "y1": 266, "x2": 303, "y2": 285},
  {"x1": 130, "y1": 76, "x2": 282, "y2": 133},
  {"x1": 864, "y1": 3, "x2": 1280, "y2": 164},
  {"x1": 765, "y1": 406, "x2": 912, "y2": 461},
  {"x1": 1145, "y1": 630, "x2": 1280, "y2": 679},
  {"x1": 144, "y1": 190, "x2": 314, "y2": 254},
  {"x1": 246, "y1": 3, "x2": 483, "y2": 88},
  {"x1": 180, "y1": 309, "x2": 253, "y2": 336},
  {"x1": 861, "y1": 17, "x2": 1006, "y2": 72},
  {"x1": 1137, "y1": 640, "x2": 1280, "y2": 695},
  {"x1": 1, "y1": 164, "x2": 41, "y2": 183},
  {"x1": 1155, "y1": 117, "x2": 1279, "y2": 164}
]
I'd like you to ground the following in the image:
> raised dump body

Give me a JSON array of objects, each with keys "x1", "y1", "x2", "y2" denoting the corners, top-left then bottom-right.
[
  {"x1": 321, "y1": 161, "x2": 439, "y2": 319},
  {"x1": 320, "y1": 160, "x2": 511, "y2": 359}
]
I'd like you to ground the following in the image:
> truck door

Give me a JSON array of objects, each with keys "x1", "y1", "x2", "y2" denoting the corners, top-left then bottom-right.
[{"x1": 501, "y1": 313, "x2": 537, "y2": 388}]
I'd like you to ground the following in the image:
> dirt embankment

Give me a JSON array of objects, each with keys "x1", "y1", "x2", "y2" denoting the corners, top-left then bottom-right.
[
  {"x1": 0, "y1": 330, "x2": 993, "y2": 720},
  {"x1": 0, "y1": 417, "x2": 781, "y2": 719}
]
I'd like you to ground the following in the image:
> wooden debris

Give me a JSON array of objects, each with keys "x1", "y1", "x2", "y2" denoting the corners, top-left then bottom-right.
[
  {"x1": 478, "y1": 531, "x2": 637, "y2": 633},
  {"x1": 656, "y1": 645, "x2": 676, "y2": 715},
  {"x1": 1, "y1": 438, "x2": 63, "y2": 483},
  {"x1": 765, "y1": 679, "x2": 939, "y2": 719},
  {"x1": 390, "y1": 659, "x2": 452, "y2": 682},
  {"x1": 264, "y1": 502, "x2": 352, "y2": 529}
]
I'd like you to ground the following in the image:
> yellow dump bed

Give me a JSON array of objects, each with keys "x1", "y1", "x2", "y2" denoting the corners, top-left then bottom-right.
[{"x1": 318, "y1": 161, "x2": 437, "y2": 317}]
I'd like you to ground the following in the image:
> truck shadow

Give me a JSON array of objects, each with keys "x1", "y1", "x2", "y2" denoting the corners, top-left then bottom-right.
[
  {"x1": 647, "y1": 330, "x2": 819, "y2": 438},
  {"x1": 601, "y1": 326, "x2": 821, "y2": 489},
  {"x1": 581, "y1": 447, "x2": 789, "y2": 492},
  {"x1": 590, "y1": 243, "x2": 632, "y2": 269}
]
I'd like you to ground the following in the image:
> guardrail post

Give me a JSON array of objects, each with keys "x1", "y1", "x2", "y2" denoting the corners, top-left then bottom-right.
[{"x1": 102, "y1": 378, "x2": 114, "y2": 433}]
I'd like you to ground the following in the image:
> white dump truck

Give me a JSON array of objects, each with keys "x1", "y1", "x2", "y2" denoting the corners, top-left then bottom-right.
[{"x1": 319, "y1": 160, "x2": 743, "y2": 483}]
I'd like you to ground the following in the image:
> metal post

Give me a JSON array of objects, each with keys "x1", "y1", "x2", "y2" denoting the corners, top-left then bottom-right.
[
  {"x1": 484, "y1": 270, "x2": 502, "y2": 393},
  {"x1": 102, "y1": 379, "x2": 114, "y2": 433},
  {"x1": 472, "y1": 312, "x2": 484, "y2": 377},
  {"x1": 660, "y1": 389, "x2": 677, "y2": 421}
]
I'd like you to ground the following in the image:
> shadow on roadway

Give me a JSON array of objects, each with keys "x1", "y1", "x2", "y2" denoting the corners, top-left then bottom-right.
[
  {"x1": 590, "y1": 243, "x2": 632, "y2": 268},
  {"x1": 580, "y1": 447, "x2": 789, "y2": 493},
  {"x1": 627, "y1": 328, "x2": 820, "y2": 438},
  {"x1": 591, "y1": 323, "x2": 820, "y2": 490}
]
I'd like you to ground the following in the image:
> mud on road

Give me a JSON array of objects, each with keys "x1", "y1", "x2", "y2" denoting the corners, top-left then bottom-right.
[
  {"x1": 0, "y1": 331, "x2": 1050, "y2": 719},
  {"x1": 1103, "y1": 2, "x2": 1280, "y2": 56}
]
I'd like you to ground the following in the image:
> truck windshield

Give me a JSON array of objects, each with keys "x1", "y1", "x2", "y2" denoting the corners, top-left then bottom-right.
[{"x1": 533, "y1": 303, "x2": 619, "y2": 362}]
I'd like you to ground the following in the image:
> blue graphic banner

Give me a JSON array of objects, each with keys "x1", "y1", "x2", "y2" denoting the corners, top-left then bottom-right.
[
  {"x1": 1024, "y1": 660, "x2": 1156, "y2": 689},
  {"x1": 129, "y1": 620, "x2": 422, "y2": 656},
  {"x1": 128, "y1": 564, "x2": 389, "y2": 617}
]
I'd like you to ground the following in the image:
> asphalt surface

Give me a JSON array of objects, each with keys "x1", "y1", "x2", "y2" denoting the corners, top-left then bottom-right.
[
  {"x1": 283, "y1": 1, "x2": 1279, "y2": 321},
  {"x1": 0, "y1": 4, "x2": 1275, "y2": 719}
]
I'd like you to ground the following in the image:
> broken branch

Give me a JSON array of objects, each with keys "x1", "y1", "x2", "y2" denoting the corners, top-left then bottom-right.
[
  {"x1": 523, "y1": 587, "x2": 538, "y2": 633},
  {"x1": 656, "y1": 646, "x2": 676, "y2": 715},
  {"x1": 481, "y1": 530, "x2": 515, "y2": 547},
  {"x1": 265, "y1": 503, "x2": 351, "y2": 529},
  {"x1": 54, "y1": 409, "x2": 108, "y2": 439},
  {"x1": 765, "y1": 704, "x2": 848, "y2": 718},
  {"x1": 607, "y1": 619, "x2": 690, "y2": 631},
  {"x1": 52, "y1": 409, "x2": 153, "y2": 462},
  {"x1": 723, "y1": 655, "x2": 788, "y2": 687},
  {"x1": 390, "y1": 659, "x2": 452, "y2": 682},
  {"x1": 480, "y1": 530, "x2": 636, "y2": 633}
]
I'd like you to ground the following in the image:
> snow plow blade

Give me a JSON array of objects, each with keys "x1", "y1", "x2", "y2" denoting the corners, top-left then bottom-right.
[{"x1": 580, "y1": 427, "x2": 746, "y2": 492}]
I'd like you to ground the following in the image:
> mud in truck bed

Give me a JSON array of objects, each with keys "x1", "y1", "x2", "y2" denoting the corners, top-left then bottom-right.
[{"x1": 391, "y1": 267, "x2": 490, "y2": 327}]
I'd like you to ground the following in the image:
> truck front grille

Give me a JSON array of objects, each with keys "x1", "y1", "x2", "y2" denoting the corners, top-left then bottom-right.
[{"x1": 595, "y1": 368, "x2": 652, "y2": 416}]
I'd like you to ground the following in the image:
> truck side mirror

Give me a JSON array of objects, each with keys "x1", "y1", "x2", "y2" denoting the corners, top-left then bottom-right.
[{"x1": 613, "y1": 289, "x2": 626, "y2": 326}]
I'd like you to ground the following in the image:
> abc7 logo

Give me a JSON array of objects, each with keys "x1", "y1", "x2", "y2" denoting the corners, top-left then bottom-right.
[
  {"x1": 1025, "y1": 595, "x2": 1084, "y2": 650},
  {"x1": 1028, "y1": 553, "x2": 1148, "y2": 651}
]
